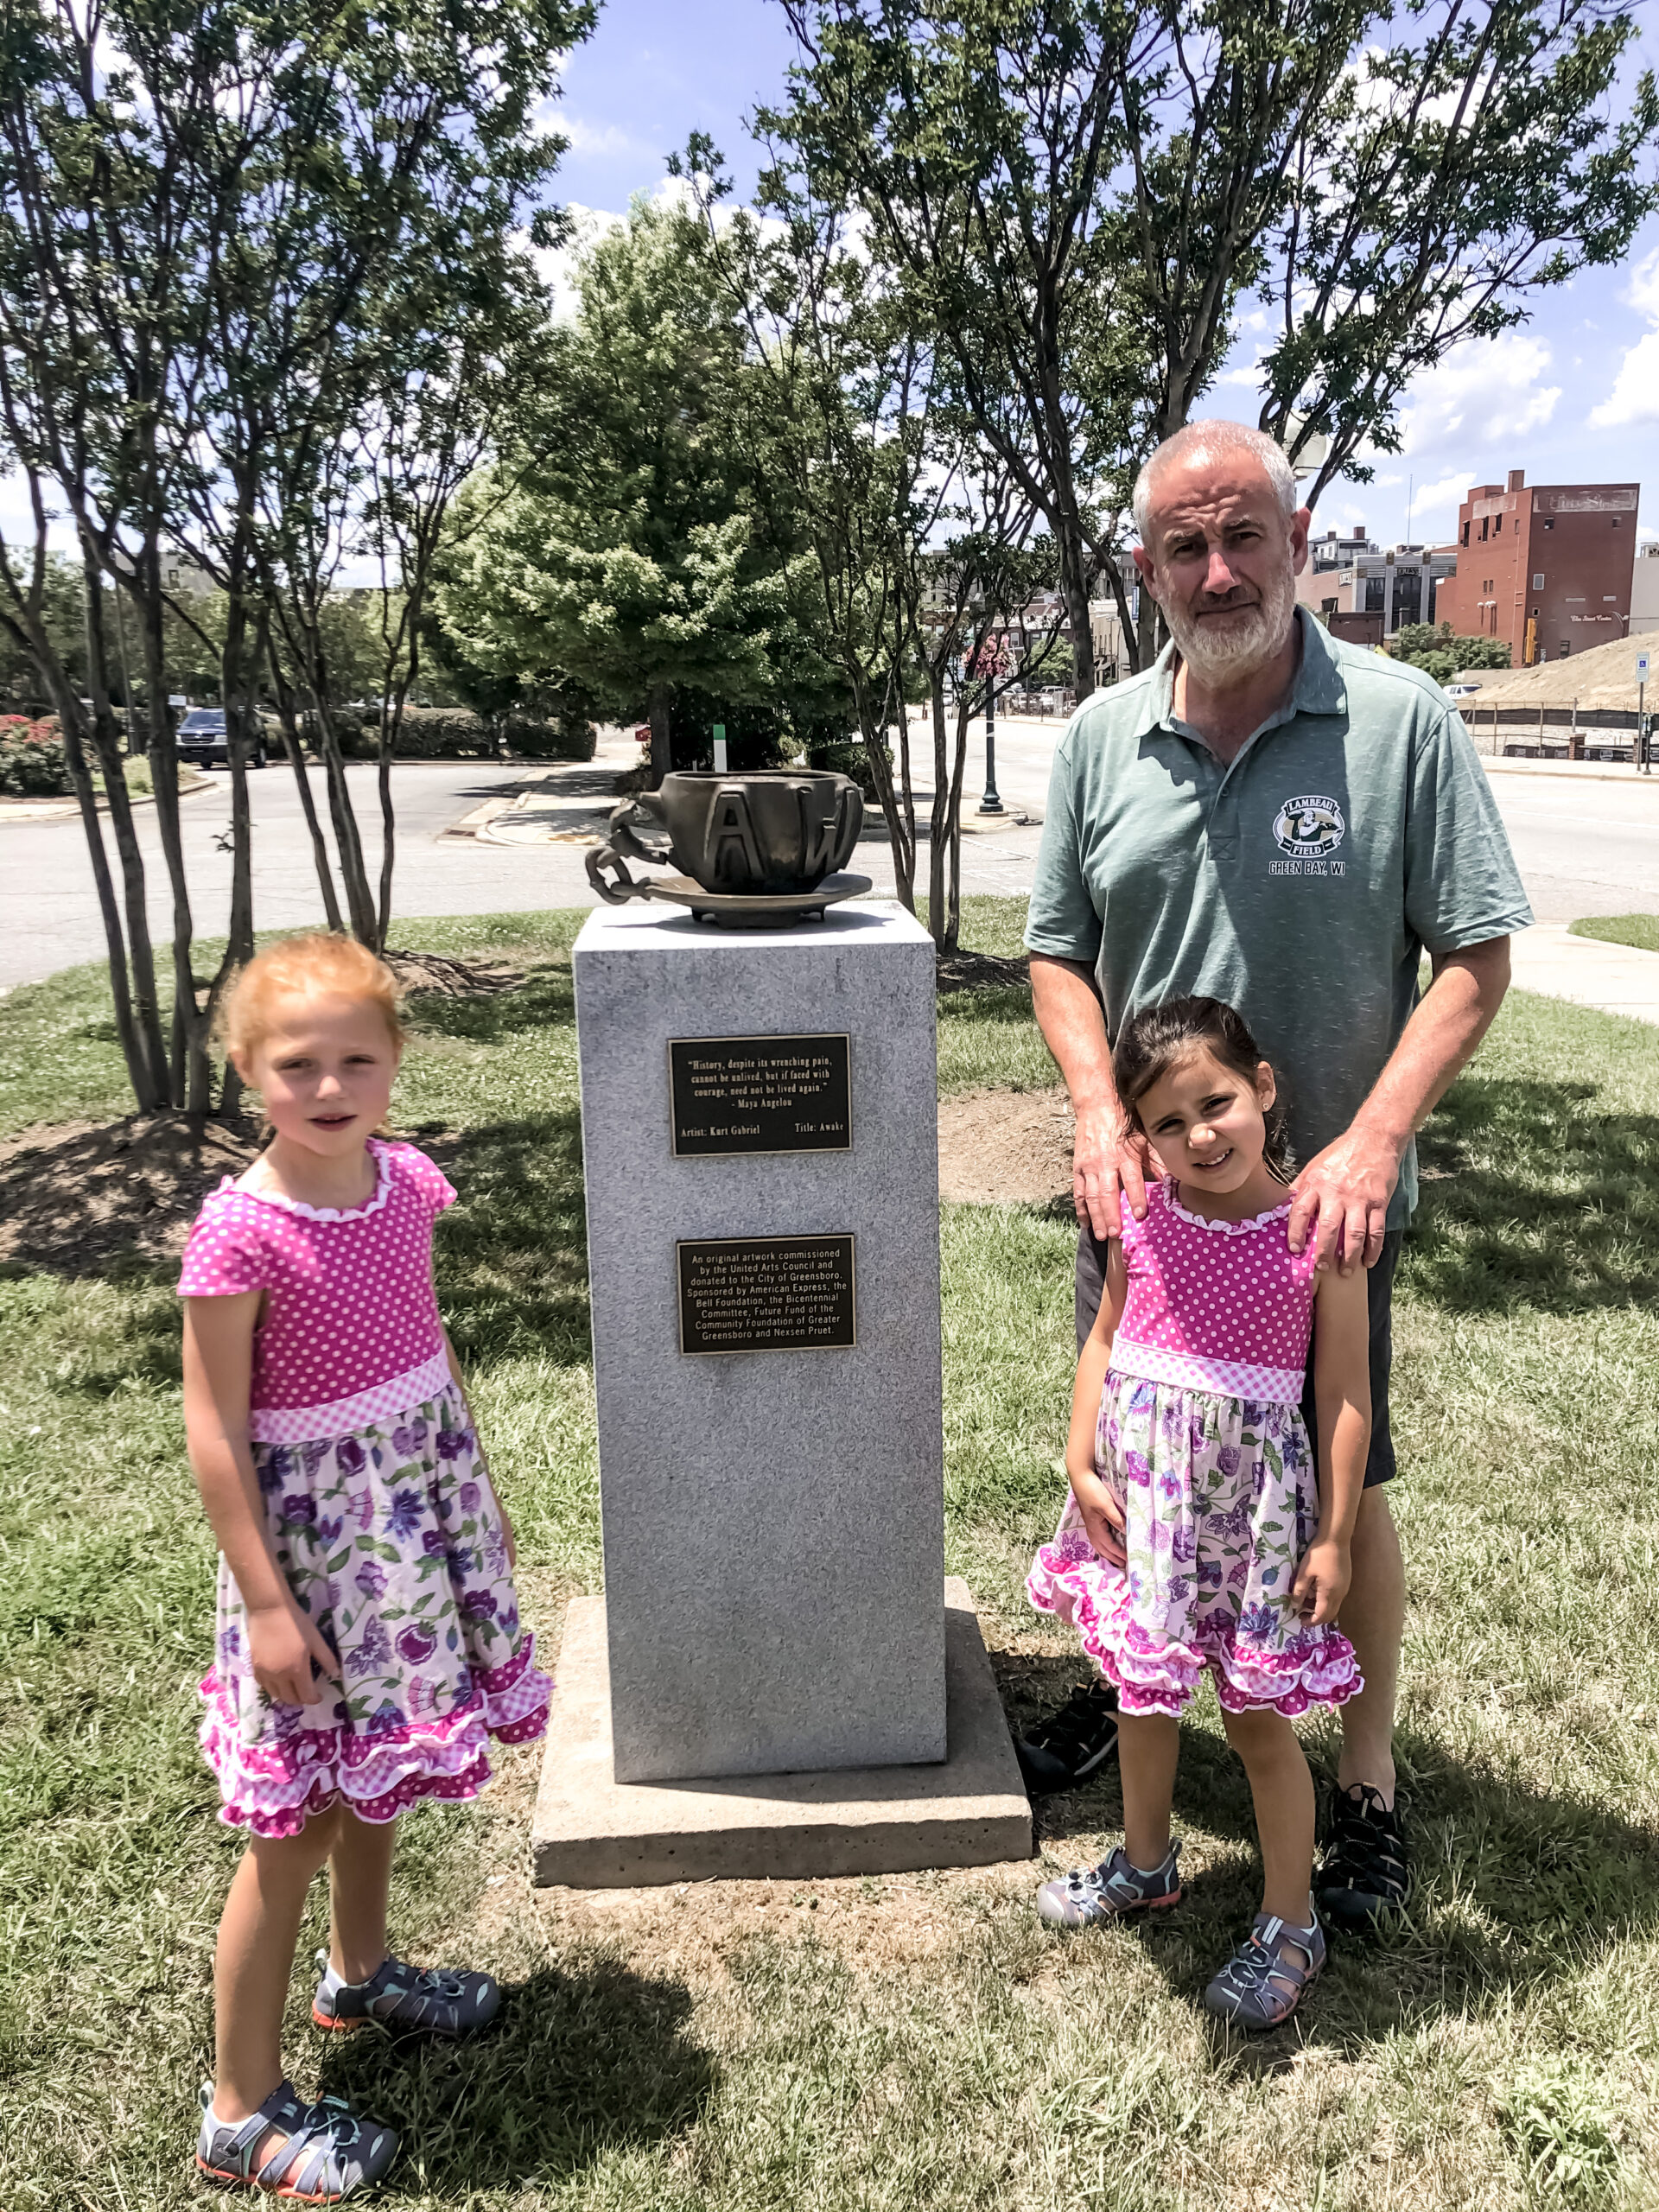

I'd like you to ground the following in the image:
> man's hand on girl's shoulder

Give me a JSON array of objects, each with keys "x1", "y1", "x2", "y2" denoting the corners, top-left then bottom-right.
[{"x1": 1073, "y1": 1114, "x2": 1154, "y2": 1241}]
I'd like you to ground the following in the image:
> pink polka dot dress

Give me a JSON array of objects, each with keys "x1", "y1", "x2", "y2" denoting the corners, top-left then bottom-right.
[
  {"x1": 178, "y1": 1140, "x2": 550, "y2": 1838},
  {"x1": 1028, "y1": 1181, "x2": 1361, "y2": 1718}
]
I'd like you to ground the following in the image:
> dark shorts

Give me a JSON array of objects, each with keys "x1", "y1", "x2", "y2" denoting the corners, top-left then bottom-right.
[{"x1": 1073, "y1": 1218, "x2": 1402, "y2": 1488}]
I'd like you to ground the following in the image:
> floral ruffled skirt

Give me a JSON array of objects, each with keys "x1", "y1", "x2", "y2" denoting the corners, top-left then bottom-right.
[
  {"x1": 1027, "y1": 1372, "x2": 1361, "y2": 1719},
  {"x1": 200, "y1": 1383, "x2": 551, "y2": 1838}
]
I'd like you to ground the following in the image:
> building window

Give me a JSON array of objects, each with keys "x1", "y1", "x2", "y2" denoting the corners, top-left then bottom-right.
[
  {"x1": 1559, "y1": 641, "x2": 1571, "y2": 656},
  {"x1": 1364, "y1": 575, "x2": 1386, "y2": 613},
  {"x1": 1393, "y1": 571, "x2": 1421, "y2": 628},
  {"x1": 1542, "y1": 518, "x2": 1554, "y2": 531},
  {"x1": 1461, "y1": 522, "x2": 1470, "y2": 545},
  {"x1": 1532, "y1": 573, "x2": 1545, "y2": 589},
  {"x1": 1480, "y1": 517, "x2": 1490, "y2": 540}
]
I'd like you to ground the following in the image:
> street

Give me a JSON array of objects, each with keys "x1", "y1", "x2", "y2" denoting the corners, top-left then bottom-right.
[{"x1": 3, "y1": 723, "x2": 1656, "y2": 991}]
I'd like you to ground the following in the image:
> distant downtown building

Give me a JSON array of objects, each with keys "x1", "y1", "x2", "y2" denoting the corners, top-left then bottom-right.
[
  {"x1": 1433, "y1": 468, "x2": 1639, "y2": 664},
  {"x1": 1294, "y1": 527, "x2": 1455, "y2": 647},
  {"x1": 1630, "y1": 543, "x2": 1659, "y2": 637}
]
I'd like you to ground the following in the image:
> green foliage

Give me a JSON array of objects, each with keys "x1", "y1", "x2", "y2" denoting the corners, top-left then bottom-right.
[
  {"x1": 807, "y1": 736, "x2": 891, "y2": 798},
  {"x1": 0, "y1": 714, "x2": 68, "y2": 795},
  {"x1": 433, "y1": 196, "x2": 841, "y2": 751},
  {"x1": 0, "y1": 556, "x2": 84, "y2": 710},
  {"x1": 1393, "y1": 623, "x2": 1513, "y2": 677}
]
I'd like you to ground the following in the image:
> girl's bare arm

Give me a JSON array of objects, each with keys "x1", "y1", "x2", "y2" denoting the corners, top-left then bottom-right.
[
  {"x1": 1293, "y1": 1265, "x2": 1373, "y2": 1625},
  {"x1": 183, "y1": 1294, "x2": 337, "y2": 1704}
]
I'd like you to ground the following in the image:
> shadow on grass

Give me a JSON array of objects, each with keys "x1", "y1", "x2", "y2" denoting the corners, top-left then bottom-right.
[
  {"x1": 316, "y1": 1957, "x2": 713, "y2": 2192},
  {"x1": 997, "y1": 1653, "x2": 1659, "y2": 2053},
  {"x1": 1407, "y1": 1071, "x2": 1659, "y2": 1315},
  {"x1": 424, "y1": 1111, "x2": 592, "y2": 1369},
  {"x1": 936, "y1": 985, "x2": 1035, "y2": 1027},
  {"x1": 404, "y1": 958, "x2": 575, "y2": 1048}
]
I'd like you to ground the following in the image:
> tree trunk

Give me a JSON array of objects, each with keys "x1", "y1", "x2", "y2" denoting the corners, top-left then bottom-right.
[
  {"x1": 312, "y1": 701, "x2": 378, "y2": 943},
  {"x1": 646, "y1": 683, "x2": 671, "y2": 788},
  {"x1": 849, "y1": 665, "x2": 915, "y2": 912},
  {"x1": 926, "y1": 671, "x2": 950, "y2": 947},
  {"x1": 129, "y1": 562, "x2": 210, "y2": 1109},
  {"x1": 59, "y1": 696, "x2": 159, "y2": 1109},
  {"x1": 1058, "y1": 550, "x2": 1096, "y2": 700},
  {"x1": 81, "y1": 556, "x2": 168, "y2": 1095},
  {"x1": 265, "y1": 649, "x2": 344, "y2": 932}
]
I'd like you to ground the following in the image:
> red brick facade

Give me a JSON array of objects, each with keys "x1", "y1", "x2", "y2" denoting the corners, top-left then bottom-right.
[{"x1": 1434, "y1": 468, "x2": 1638, "y2": 665}]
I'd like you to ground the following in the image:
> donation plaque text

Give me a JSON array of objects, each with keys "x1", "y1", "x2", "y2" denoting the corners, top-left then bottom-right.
[
  {"x1": 677, "y1": 1234, "x2": 857, "y2": 1355},
  {"x1": 669, "y1": 1033, "x2": 851, "y2": 1156}
]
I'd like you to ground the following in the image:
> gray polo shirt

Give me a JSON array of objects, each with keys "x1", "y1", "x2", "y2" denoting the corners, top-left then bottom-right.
[{"x1": 1025, "y1": 608, "x2": 1532, "y2": 1225}]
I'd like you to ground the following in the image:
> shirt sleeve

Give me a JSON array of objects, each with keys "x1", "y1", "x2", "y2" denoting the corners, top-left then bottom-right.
[
  {"x1": 177, "y1": 1201, "x2": 266, "y2": 1298},
  {"x1": 1024, "y1": 734, "x2": 1105, "y2": 964},
  {"x1": 400, "y1": 1144, "x2": 458, "y2": 1217},
  {"x1": 1403, "y1": 707, "x2": 1535, "y2": 955}
]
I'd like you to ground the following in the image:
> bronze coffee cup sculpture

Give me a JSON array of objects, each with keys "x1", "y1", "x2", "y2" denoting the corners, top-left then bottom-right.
[{"x1": 586, "y1": 770, "x2": 870, "y2": 925}]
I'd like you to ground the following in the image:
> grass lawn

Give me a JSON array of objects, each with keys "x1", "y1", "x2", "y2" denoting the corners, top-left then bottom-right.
[
  {"x1": 1570, "y1": 913, "x2": 1659, "y2": 956},
  {"x1": 3, "y1": 898, "x2": 1657, "y2": 2209}
]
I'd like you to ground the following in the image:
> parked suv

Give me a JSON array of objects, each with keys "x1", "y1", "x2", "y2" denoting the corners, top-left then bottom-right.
[{"x1": 176, "y1": 709, "x2": 268, "y2": 770}]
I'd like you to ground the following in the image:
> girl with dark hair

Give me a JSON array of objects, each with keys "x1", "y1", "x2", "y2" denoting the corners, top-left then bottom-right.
[{"x1": 1027, "y1": 995, "x2": 1371, "y2": 2029}]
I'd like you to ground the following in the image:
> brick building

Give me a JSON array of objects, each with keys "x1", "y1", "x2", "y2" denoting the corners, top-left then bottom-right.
[{"x1": 1433, "y1": 468, "x2": 1638, "y2": 664}]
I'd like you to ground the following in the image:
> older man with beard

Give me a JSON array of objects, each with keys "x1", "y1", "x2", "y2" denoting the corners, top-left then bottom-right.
[{"x1": 1017, "y1": 420, "x2": 1530, "y2": 1930}]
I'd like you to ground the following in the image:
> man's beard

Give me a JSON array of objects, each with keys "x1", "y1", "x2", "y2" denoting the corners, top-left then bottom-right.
[{"x1": 1164, "y1": 564, "x2": 1298, "y2": 682}]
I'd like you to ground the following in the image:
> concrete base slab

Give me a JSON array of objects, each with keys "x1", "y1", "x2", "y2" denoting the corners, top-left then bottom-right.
[{"x1": 531, "y1": 1579, "x2": 1032, "y2": 1887}]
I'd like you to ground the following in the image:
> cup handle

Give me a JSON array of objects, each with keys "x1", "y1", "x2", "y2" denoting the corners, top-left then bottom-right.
[
  {"x1": 586, "y1": 844, "x2": 652, "y2": 905},
  {"x1": 607, "y1": 796, "x2": 671, "y2": 867}
]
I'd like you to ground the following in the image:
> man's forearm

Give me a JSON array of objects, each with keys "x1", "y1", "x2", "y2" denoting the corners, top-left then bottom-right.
[
  {"x1": 1353, "y1": 938, "x2": 1510, "y2": 1151},
  {"x1": 1030, "y1": 954, "x2": 1117, "y2": 1114}
]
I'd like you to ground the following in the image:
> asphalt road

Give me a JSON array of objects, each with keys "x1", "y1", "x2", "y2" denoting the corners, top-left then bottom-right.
[
  {"x1": 2, "y1": 723, "x2": 1655, "y2": 990},
  {"x1": 0, "y1": 758, "x2": 606, "y2": 991}
]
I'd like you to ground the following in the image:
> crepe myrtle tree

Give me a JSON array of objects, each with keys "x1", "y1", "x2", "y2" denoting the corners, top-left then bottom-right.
[{"x1": 0, "y1": 0, "x2": 593, "y2": 1111}]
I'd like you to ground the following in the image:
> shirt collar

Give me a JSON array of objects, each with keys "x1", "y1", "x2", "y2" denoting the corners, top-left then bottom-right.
[{"x1": 1134, "y1": 604, "x2": 1348, "y2": 742}]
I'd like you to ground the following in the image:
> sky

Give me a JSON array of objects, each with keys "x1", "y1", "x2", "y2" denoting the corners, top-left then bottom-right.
[{"x1": 548, "y1": 0, "x2": 1659, "y2": 555}]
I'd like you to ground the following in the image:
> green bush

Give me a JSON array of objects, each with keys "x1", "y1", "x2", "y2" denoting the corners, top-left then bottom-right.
[
  {"x1": 503, "y1": 712, "x2": 596, "y2": 762},
  {"x1": 0, "y1": 715, "x2": 70, "y2": 797},
  {"x1": 807, "y1": 736, "x2": 892, "y2": 799}
]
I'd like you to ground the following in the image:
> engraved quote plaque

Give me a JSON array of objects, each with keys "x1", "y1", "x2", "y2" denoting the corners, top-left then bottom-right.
[
  {"x1": 669, "y1": 1033, "x2": 851, "y2": 1157},
  {"x1": 677, "y1": 1235, "x2": 856, "y2": 1356}
]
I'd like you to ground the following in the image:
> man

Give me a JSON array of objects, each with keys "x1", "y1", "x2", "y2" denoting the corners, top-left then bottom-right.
[{"x1": 1017, "y1": 421, "x2": 1530, "y2": 1929}]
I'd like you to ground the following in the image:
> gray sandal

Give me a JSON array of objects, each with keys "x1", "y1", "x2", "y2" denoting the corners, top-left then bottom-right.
[
  {"x1": 1036, "y1": 1841, "x2": 1183, "y2": 1929},
  {"x1": 1203, "y1": 1910, "x2": 1325, "y2": 2029},
  {"x1": 195, "y1": 2080, "x2": 397, "y2": 2201},
  {"x1": 312, "y1": 1948, "x2": 501, "y2": 2037}
]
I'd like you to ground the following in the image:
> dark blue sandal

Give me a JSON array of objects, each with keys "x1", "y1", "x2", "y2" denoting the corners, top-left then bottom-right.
[
  {"x1": 195, "y1": 2080, "x2": 397, "y2": 2201},
  {"x1": 312, "y1": 1948, "x2": 501, "y2": 2037}
]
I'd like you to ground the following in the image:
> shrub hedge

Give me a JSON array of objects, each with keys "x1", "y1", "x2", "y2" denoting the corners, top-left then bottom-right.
[{"x1": 0, "y1": 716, "x2": 70, "y2": 798}]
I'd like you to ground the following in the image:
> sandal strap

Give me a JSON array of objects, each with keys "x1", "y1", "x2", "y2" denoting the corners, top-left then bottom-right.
[{"x1": 1214, "y1": 1916, "x2": 1320, "y2": 1999}]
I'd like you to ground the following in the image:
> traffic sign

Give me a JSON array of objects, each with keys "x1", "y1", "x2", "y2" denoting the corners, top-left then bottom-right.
[{"x1": 1639, "y1": 653, "x2": 1650, "y2": 681}]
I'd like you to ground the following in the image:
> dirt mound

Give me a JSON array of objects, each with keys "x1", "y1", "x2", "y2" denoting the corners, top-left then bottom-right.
[
  {"x1": 0, "y1": 1115, "x2": 260, "y2": 1272},
  {"x1": 1465, "y1": 630, "x2": 1652, "y2": 711},
  {"x1": 938, "y1": 1086, "x2": 1073, "y2": 1206}
]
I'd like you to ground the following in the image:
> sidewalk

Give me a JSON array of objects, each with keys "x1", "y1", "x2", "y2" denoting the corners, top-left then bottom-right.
[{"x1": 1509, "y1": 924, "x2": 1659, "y2": 1027}]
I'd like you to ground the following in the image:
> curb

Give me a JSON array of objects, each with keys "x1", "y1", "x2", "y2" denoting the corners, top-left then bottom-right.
[{"x1": 0, "y1": 774, "x2": 214, "y2": 823}]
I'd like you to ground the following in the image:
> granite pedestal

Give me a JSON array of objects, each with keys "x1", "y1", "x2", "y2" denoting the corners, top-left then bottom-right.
[
  {"x1": 532, "y1": 1580, "x2": 1031, "y2": 1885},
  {"x1": 567, "y1": 899, "x2": 947, "y2": 1786}
]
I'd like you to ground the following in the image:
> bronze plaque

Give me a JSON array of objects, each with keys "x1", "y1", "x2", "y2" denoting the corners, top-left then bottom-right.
[
  {"x1": 677, "y1": 1234, "x2": 856, "y2": 1355},
  {"x1": 669, "y1": 1033, "x2": 851, "y2": 1156}
]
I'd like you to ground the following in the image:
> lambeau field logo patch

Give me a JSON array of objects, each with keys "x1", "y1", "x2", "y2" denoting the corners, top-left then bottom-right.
[{"x1": 1269, "y1": 793, "x2": 1346, "y2": 876}]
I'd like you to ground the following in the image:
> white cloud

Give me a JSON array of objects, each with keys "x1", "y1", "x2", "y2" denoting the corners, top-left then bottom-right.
[
  {"x1": 1587, "y1": 252, "x2": 1659, "y2": 429},
  {"x1": 1394, "y1": 333, "x2": 1560, "y2": 456},
  {"x1": 1626, "y1": 245, "x2": 1659, "y2": 322},
  {"x1": 1400, "y1": 470, "x2": 1474, "y2": 542},
  {"x1": 1589, "y1": 331, "x2": 1659, "y2": 430}
]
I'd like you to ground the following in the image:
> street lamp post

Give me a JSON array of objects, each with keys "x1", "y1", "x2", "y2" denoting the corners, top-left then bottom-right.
[{"x1": 978, "y1": 653, "x2": 1005, "y2": 816}]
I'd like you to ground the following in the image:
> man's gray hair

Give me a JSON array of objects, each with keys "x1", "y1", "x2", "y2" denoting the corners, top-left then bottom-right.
[{"x1": 1132, "y1": 421, "x2": 1299, "y2": 544}]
